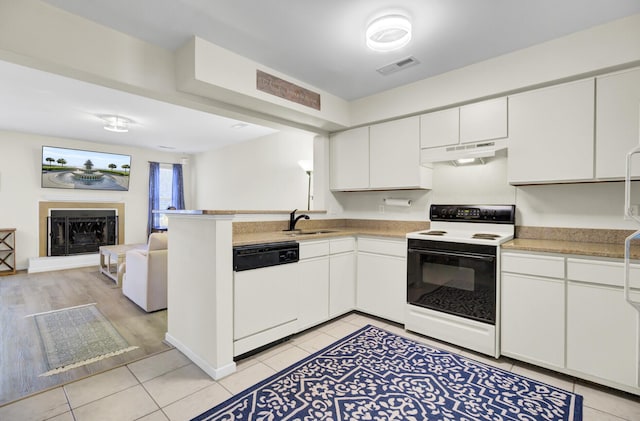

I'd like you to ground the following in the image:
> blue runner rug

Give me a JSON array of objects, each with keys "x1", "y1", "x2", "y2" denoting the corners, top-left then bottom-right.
[{"x1": 193, "y1": 324, "x2": 582, "y2": 420}]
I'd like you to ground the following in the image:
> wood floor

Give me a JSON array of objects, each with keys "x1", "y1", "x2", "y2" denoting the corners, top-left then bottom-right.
[{"x1": 0, "y1": 266, "x2": 169, "y2": 405}]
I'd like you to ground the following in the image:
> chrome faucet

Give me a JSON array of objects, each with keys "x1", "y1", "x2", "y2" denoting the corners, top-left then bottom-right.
[{"x1": 288, "y1": 209, "x2": 310, "y2": 231}]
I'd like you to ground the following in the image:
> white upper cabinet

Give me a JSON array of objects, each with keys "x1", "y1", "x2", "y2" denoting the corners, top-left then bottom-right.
[
  {"x1": 595, "y1": 67, "x2": 640, "y2": 179},
  {"x1": 420, "y1": 108, "x2": 459, "y2": 148},
  {"x1": 330, "y1": 126, "x2": 369, "y2": 190},
  {"x1": 420, "y1": 97, "x2": 508, "y2": 150},
  {"x1": 331, "y1": 117, "x2": 431, "y2": 191},
  {"x1": 459, "y1": 97, "x2": 508, "y2": 144},
  {"x1": 369, "y1": 116, "x2": 428, "y2": 189},
  {"x1": 508, "y1": 78, "x2": 595, "y2": 184}
]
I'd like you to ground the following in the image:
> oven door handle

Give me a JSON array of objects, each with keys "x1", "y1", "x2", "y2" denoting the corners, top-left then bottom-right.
[{"x1": 408, "y1": 248, "x2": 495, "y2": 262}]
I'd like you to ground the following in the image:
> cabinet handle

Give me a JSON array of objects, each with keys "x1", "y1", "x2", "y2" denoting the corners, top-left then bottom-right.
[{"x1": 623, "y1": 145, "x2": 640, "y2": 312}]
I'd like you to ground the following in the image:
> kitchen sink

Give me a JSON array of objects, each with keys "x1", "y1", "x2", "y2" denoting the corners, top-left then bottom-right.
[{"x1": 284, "y1": 229, "x2": 339, "y2": 236}]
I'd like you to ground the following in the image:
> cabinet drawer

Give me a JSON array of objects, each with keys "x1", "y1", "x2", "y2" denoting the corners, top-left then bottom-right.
[
  {"x1": 330, "y1": 237, "x2": 355, "y2": 254},
  {"x1": 358, "y1": 237, "x2": 406, "y2": 257},
  {"x1": 501, "y1": 252, "x2": 565, "y2": 278},
  {"x1": 299, "y1": 240, "x2": 329, "y2": 259},
  {"x1": 567, "y1": 258, "x2": 640, "y2": 288}
]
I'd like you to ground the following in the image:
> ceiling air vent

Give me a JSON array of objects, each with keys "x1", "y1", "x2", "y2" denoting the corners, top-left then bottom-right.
[{"x1": 376, "y1": 56, "x2": 420, "y2": 76}]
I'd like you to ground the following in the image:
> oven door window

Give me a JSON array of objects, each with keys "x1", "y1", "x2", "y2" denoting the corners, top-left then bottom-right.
[{"x1": 408, "y1": 248, "x2": 496, "y2": 324}]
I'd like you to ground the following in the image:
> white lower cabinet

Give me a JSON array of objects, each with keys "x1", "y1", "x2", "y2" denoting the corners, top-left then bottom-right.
[
  {"x1": 501, "y1": 273, "x2": 565, "y2": 368},
  {"x1": 357, "y1": 237, "x2": 406, "y2": 324},
  {"x1": 566, "y1": 281, "x2": 638, "y2": 388},
  {"x1": 566, "y1": 257, "x2": 640, "y2": 389},
  {"x1": 297, "y1": 257, "x2": 329, "y2": 331},
  {"x1": 501, "y1": 251, "x2": 640, "y2": 394},
  {"x1": 297, "y1": 240, "x2": 330, "y2": 331},
  {"x1": 329, "y1": 238, "x2": 356, "y2": 318},
  {"x1": 298, "y1": 237, "x2": 357, "y2": 329},
  {"x1": 234, "y1": 235, "x2": 405, "y2": 356}
]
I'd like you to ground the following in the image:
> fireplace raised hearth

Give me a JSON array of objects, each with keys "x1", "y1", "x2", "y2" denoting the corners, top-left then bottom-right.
[{"x1": 48, "y1": 210, "x2": 118, "y2": 256}]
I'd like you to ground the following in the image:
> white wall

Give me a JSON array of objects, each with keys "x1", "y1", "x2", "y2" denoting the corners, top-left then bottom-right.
[
  {"x1": 431, "y1": 151, "x2": 515, "y2": 205},
  {"x1": 0, "y1": 130, "x2": 186, "y2": 270},
  {"x1": 350, "y1": 13, "x2": 640, "y2": 125},
  {"x1": 192, "y1": 131, "x2": 314, "y2": 211},
  {"x1": 328, "y1": 150, "x2": 640, "y2": 230},
  {"x1": 434, "y1": 153, "x2": 640, "y2": 229}
]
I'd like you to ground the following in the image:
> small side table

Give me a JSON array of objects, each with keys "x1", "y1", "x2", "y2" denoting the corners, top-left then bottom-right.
[
  {"x1": 99, "y1": 243, "x2": 145, "y2": 286},
  {"x1": 0, "y1": 228, "x2": 16, "y2": 276}
]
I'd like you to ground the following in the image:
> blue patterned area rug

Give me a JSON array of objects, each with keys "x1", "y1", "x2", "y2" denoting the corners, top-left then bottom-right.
[{"x1": 194, "y1": 325, "x2": 582, "y2": 421}]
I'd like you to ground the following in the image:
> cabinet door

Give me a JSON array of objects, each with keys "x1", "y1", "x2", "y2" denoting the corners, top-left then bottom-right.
[
  {"x1": 501, "y1": 273, "x2": 565, "y2": 368},
  {"x1": 460, "y1": 97, "x2": 508, "y2": 144},
  {"x1": 329, "y1": 252, "x2": 356, "y2": 318},
  {"x1": 508, "y1": 78, "x2": 595, "y2": 184},
  {"x1": 357, "y1": 252, "x2": 406, "y2": 323},
  {"x1": 369, "y1": 116, "x2": 422, "y2": 189},
  {"x1": 330, "y1": 126, "x2": 369, "y2": 190},
  {"x1": 596, "y1": 67, "x2": 640, "y2": 179},
  {"x1": 297, "y1": 258, "x2": 329, "y2": 331},
  {"x1": 567, "y1": 282, "x2": 639, "y2": 387},
  {"x1": 420, "y1": 108, "x2": 459, "y2": 149}
]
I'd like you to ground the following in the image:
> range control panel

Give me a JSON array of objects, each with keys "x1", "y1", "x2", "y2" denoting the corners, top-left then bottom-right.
[{"x1": 429, "y1": 204, "x2": 515, "y2": 224}]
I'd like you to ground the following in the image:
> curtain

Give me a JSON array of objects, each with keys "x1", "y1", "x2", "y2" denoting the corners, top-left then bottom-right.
[
  {"x1": 172, "y1": 163, "x2": 185, "y2": 210},
  {"x1": 148, "y1": 162, "x2": 160, "y2": 235}
]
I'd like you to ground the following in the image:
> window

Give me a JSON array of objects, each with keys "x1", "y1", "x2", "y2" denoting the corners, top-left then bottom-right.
[
  {"x1": 148, "y1": 162, "x2": 185, "y2": 234},
  {"x1": 158, "y1": 164, "x2": 174, "y2": 212}
]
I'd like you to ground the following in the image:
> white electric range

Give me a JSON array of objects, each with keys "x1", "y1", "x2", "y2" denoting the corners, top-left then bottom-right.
[{"x1": 405, "y1": 204, "x2": 516, "y2": 357}]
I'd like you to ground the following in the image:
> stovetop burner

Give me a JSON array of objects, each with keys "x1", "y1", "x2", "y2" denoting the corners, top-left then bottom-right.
[
  {"x1": 472, "y1": 233, "x2": 501, "y2": 240},
  {"x1": 421, "y1": 230, "x2": 447, "y2": 236}
]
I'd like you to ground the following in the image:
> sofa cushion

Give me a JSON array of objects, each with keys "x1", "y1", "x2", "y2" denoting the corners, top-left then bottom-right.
[{"x1": 148, "y1": 232, "x2": 168, "y2": 251}]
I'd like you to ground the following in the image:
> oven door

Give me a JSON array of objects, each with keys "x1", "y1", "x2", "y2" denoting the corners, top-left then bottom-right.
[{"x1": 407, "y1": 239, "x2": 497, "y2": 324}]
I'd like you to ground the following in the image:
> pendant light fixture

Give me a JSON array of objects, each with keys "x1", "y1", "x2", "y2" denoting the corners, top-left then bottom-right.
[{"x1": 366, "y1": 14, "x2": 412, "y2": 52}]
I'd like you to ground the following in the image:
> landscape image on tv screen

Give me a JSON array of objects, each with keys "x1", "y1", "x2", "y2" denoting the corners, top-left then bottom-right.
[{"x1": 42, "y1": 146, "x2": 131, "y2": 191}]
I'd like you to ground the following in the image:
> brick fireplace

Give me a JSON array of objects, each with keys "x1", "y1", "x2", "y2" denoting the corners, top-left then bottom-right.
[{"x1": 38, "y1": 202, "x2": 125, "y2": 257}]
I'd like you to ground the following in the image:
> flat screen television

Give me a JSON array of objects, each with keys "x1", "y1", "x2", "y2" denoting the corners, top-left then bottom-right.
[{"x1": 41, "y1": 146, "x2": 131, "y2": 191}]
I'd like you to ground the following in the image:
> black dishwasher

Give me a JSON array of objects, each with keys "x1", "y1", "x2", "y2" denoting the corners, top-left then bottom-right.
[{"x1": 233, "y1": 241, "x2": 299, "y2": 271}]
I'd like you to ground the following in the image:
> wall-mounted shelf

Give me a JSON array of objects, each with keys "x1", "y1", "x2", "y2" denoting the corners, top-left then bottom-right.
[{"x1": 0, "y1": 228, "x2": 16, "y2": 276}]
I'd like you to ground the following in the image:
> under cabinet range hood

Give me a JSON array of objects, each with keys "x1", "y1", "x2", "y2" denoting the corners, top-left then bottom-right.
[{"x1": 420, "y1": 138, "x2": 508, "y2": 164}]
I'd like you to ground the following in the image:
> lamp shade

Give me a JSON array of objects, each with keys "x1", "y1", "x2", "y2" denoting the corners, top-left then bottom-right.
[{"x1": 298, "y1": 159, "x2": 313, "y2": 172}]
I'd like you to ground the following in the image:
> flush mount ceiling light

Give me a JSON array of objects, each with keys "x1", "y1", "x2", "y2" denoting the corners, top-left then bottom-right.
[
  {"x1": 366, "y1": 14, "x2": 412, "y2": 52},
  {"x1": 100, "y1": 115, "x2": 132, "y2": 133}
]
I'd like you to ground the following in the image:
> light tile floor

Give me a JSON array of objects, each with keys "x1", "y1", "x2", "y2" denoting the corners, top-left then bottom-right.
[{"x1": 1, "y1": 313, "x2": 639, "y2": 420}]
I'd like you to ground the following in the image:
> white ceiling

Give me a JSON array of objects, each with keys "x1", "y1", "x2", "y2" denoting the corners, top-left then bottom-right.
[
  {"x1": 2, "y1": 1, "x2": 640, "y2": 154},
  {"x1": 0, "y1": 60, "x2": 278, "y2": 154},
  {"x1": 41, "y1": 0, "x2": 640, "y2": 100}
]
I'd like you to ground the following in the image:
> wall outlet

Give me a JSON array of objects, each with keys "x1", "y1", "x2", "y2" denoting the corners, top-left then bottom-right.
[{"x1": 378, "y1": 205, "x2": 385, "y2": 214}]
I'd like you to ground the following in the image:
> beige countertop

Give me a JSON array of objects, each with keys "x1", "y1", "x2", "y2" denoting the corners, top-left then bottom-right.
[
  {"x1": 503, "y1": 226, "x2": 640, "y2": 259},
  {"x1": 501, "y1": 238, "x2": 640, "y2": 259},
  {"x1": 233, "y1": 227, "x2": 413, "y2": 246},
  {"x1": 159, "y1": 209, "x2": 327, "y2": 215},
  {"x1": 232, "y1": 219, "x2": 428, "y2": 246},
  {"x1": 226, "y1": 218, "x2": 640, "y2": 260}
]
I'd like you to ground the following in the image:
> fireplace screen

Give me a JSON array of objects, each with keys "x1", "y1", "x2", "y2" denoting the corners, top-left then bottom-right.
[{"x1": 48, "y1": 210, "x2": 117, "y2": 256}]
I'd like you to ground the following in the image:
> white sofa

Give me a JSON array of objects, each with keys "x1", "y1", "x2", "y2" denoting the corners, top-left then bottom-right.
[{"x1": 122, "y1": 232, "x2": 168, "y2": 312}]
